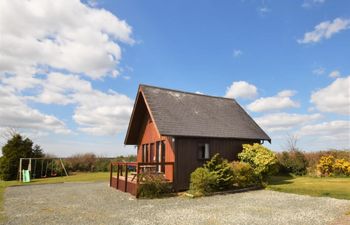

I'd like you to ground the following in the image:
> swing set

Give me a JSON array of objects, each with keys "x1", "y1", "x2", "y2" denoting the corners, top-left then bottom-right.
[{"x1": 18, "y1": 158, "x2": 68, "y2": 182}]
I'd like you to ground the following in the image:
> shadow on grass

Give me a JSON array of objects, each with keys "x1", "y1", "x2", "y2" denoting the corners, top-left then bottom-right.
[{"x1": 268, "y1": 175, "x2": 295, "y2": 185}]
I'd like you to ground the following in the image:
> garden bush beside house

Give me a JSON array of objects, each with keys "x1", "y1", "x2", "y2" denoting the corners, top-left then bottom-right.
[
  {"x1": 137, "y1": 174, "x2": 172, "y2": 198},
  {"x1": 238, "y1": 143, "x2": 278, "y2": 181},
  {"x1": 231, "y1": 161, "x2": 258, "y2": 188},
  {"x1": 189, "y1": 144, "x2": 278, "y2": 197}
]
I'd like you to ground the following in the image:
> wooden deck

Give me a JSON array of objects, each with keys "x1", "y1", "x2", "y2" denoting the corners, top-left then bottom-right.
[
  {"x1": 109, "y1": 161, "x2": 174, "y2": 197},
  {"x1": 110, "y1": 175, "x2": 138, "y2": 196}
]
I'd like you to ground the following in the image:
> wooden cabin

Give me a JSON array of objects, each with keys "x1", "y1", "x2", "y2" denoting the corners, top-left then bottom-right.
[{"x1": 110, "y1": 84, "x2": 270, "y2": 195}]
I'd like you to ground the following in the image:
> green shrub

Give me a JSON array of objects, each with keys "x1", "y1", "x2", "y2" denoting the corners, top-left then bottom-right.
[
  {"x1": 137, "y1": 174, "x2": 172, "y2": 198},
  {"x1": 204, "y1": 154, "x2": 234, "y2": 191},
  {"x1": 231, "y1": 161, "x2": 259, "y2": 188},
  {"x1": 238, "y1": 144, "x2": 278, "y2": 180},
  {"x1": 277, "y1": 150, "x2": 308, "y2": 175},
  {"x1": 189, "y1": 154, "x2": 234, "y2": 196},
  {"x1": 189, "y1": 167, "x2": 216, "y2": 196}
]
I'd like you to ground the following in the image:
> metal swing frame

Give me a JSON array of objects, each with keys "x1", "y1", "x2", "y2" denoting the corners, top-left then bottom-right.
[{"x1": 18, "y1": 158, "x2": 69, "y2": 182}]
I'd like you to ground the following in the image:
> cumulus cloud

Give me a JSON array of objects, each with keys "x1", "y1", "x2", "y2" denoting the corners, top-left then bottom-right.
[
  {"x1": 311, "y1": 76, "x2": 350, "y2": 115},
  {"x1": 298, "y1": 18, "x2": 350, "y2": 44},
  {"x1": 254, "y1": 113, "x2": 322, "y2": 132},
  {"x1": 225, "y1": 81, "x2": 258, "y2": 99},
  {"x1": 0, "y1": 0, "x2": 135, "y2": 137},
  {"x1": 0, "y1": 85, "x2": 71, "y2": 134},
  {"x1": 247, "y1": 90, "x2": 300, "y2": 112},
  {"x1": 0, "y1": 0, "x2": 134, "y2": 79},
  {"x1": 297, "y1": 120, "x2": 350, "y2": 149},
  {"x1": 328, "y1": 70, "x2": 341, "y2": 78},
  {"x1": 27, "y1": 73, "x2": 134, "y2": 135},
  {"x1": 73, "y1": 89, "x2": 133, "y2": 135}
]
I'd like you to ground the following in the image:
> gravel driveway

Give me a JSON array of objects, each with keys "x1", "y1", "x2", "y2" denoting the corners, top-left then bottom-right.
[{"x1": 3, "y1": 182, "x2": 350, "y2": 225}]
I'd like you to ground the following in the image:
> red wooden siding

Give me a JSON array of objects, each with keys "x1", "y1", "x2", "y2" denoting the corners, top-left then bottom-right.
[{"x1": 136, "y1": 115, "x2": 175, "y2": 182}]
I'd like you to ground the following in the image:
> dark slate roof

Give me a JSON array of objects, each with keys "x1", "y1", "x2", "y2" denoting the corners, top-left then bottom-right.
[{"x1": 139, "y1": 84, "x2": 271, "y2": 142}]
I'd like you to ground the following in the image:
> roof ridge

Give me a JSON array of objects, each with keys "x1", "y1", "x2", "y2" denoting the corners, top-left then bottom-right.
[{"x1": 139, "y1": 84, "x2": 236, "y2": 101}]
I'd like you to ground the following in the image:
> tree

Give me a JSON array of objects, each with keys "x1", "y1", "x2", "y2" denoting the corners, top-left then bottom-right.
[
  {"x1": 0, "y1": 133, "x2": 44, "y2": 180},
  {"x1": 284, "y1": 133, "x2": 299, "y2": 152},
  {"x1": 278, "y1": 134, "x2": 308, "y2": 175}
]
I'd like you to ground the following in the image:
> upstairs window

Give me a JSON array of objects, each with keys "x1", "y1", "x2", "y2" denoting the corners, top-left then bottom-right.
[{"x1": 198, "y1": 143, "x2": 210, "y2": 160}]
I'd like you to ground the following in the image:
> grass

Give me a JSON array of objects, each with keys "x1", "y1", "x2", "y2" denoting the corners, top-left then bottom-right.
[
  {"x1": 0, "y1": 172, "x2": 110, "y2": 222},
  {"x1": 267, "y1": 175, "x2": 350, "y2": 200}
]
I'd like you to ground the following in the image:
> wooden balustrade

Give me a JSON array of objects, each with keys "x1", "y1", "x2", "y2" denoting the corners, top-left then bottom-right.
[{"x1": 110, "y1": 161, "x2": 174, "y2": 197}]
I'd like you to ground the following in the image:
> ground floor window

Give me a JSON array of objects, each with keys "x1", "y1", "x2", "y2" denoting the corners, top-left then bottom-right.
[
  {"x1": 198, "y1": 143, "x2": 210, "y2": 160},
  {"x1": 142, "y1": 144, "x2": 148, "y2": 162}
]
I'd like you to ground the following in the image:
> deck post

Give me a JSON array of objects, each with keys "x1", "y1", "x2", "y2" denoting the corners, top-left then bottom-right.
[
  {"x1": 116, "y1": 165, "x2": 119, "y2": 189},
  {"x1": 109, "y1": 163, "x2": 113, "y2": 187},
  {"x1": 124, "y1": 164, "x2": 128, "y2": 192},
  {"x1": 19, "y1": 158, "x2": 22, "y2": 182},
  {"x1": 172, "y1": 163, "x2": 176, "y2": 192}
]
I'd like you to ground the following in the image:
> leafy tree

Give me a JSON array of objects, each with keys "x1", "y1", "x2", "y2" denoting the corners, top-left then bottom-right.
[
  {"x1": 278, "y1": 150, "x2": 308, "y2": 175},
  {"x1": 238, "y1": 143, "x2": 278, "y2": 180},
  {"x1": 0, "y1": 133, "x2": 43, "y2": 180}
]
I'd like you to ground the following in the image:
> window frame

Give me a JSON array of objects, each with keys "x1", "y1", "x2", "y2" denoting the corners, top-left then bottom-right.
[{"x1": 197, "y1": 143, "x2": 210, "y2": 160}]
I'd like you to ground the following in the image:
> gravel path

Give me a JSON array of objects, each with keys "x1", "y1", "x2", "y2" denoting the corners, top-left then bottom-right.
[{"x1": 3, "y1": 182, "x2": 350, "y2": 225}]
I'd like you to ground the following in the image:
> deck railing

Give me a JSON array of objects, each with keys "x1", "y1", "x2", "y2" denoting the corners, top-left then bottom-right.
[{"x1": 109, "y1": 161, "x2": 174, "y2": 196}]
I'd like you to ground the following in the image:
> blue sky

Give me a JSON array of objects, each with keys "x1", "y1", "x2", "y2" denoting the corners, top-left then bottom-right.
[{"x1": 0, "y1": 0, "x2": 349, "y2": 156}]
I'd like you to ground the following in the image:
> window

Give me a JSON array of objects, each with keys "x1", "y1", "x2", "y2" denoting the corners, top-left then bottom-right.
[
  {"x1": 150, "y1": 143, "x2": 155, "y2": 162},
  {"x1": 142, "y1": 144, "x2": 148, "y2": 162},
  {"x1": 198, "y1": 143, "x2": 210, "y2": 160}
]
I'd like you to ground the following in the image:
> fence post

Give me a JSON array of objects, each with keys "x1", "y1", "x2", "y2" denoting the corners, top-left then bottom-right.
[
  {"x1": 109, "y1": 163, "x2": 113, "y2": 187},
  {"x1": 124, "y1": 164, "x2": 128, "y2": 192},
  {"x1": 116, "y1": 165, "x2": 119, "y2": 189}
]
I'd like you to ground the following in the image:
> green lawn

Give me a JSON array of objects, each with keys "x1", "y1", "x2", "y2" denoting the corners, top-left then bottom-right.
[
  {"x1": 0, "y1": 172, "x2": 110, "y2": 222},
  {"x1": 267, "y1": 176, "x2": 350, "y2": 200}
]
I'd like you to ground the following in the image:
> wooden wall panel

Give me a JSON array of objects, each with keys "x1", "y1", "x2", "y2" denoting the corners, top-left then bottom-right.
[{"x1": 175, "y1": 137, "x2": 258, "y2": 190}]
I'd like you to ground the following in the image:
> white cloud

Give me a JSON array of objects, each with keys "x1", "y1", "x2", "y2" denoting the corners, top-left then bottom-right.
[
  {"x1": 225, "y1": 81, "x2": 258, "y2": 99},
  {"x1": 297, "y1": 120, "x2": 350, "y2": 149},
  {"x1": 247, "y1": 90, "x2": 300, "y2": 112},
  {"x1": 329, "y1": 70, "x2": 341, "y2": 78},
  {"x1": 255, "y1": 113, "x2": 322, "y2": 132},
  {"x1": 26, "y1": 73, "x2": 134, "y2": 135},
  {"x1": 0, "y1": 85, "x2": 71, "y2": 134},
  {"x1": 0, "y1": 1, "x2": 135, "y2": 137},
  {"x1": 298, "y1": 18, "x2": 350, "y2": 44},
  {"x1": 233, "y1": 49, "x2": 243, "y2": 58},
  {"x1": 73, "y1": 89, "x2": 133, "y2": 136},
  {"x1": 312, "y1": 67, "x2": 325, "y2": 75},
  {"x1": 302, "y1": 0, "x2": 326, "y2": 8},
  {"x1": 0, "y1": 0, "x2": 134, "y2": 79},
  {"x1": 311, "y1": 76, "x2": 350, "y2": 115},
  {"x1": 258, "y1": 6, "x2": 271, "y2": 15}
]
